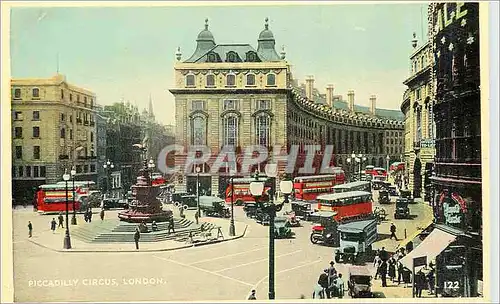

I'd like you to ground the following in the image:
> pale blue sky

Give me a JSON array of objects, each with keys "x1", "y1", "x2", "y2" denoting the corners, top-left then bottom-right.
[{"x1": 10, "y1": 3, "x2": 428, "y2": 125}]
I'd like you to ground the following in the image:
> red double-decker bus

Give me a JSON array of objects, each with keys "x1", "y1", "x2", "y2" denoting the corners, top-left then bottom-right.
[
  {"x1": 316, "y1": 191, "x2": 373, "y2": 222},
  {"x1": 225, "y1": 176, "x2": 272, "y2": 205},
  {"x1": 34, "y1": 182, "x2": 94, "y2": 214},
  {"x1": 293, "y1": 171, "x2": 345, "y2": 202}
]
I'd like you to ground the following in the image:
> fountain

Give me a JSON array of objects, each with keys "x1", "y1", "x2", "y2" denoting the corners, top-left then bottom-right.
[{"x1": 118, "y1": 159, "x2": 172, "y2": 223}]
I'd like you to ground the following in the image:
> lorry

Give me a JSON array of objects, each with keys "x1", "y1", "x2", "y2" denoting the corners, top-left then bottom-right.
[
  {"x1": 394, "y1": 198, "x2": 411, "y2": 219},
  {"x1": 334, "y1": 218, "x2": 378, "y2": 264},
  {"x1": 198, "y1": 196, "x2": 230, "y2": 218}
]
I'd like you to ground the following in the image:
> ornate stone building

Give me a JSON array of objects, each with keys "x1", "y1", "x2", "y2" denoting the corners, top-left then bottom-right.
[
  {"x1": 401, "y1": 34, "x2": 436, "y2": 200},
  {"x1": 170, "y1": 19, "x2": 404, "y2": 196},
  {"x1": 11, "y1": 74, "x2": 97, "y2": 203}
]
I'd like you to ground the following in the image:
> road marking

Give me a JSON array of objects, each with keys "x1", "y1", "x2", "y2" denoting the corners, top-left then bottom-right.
[
  {"x1": 248, "y1": 258, "x2": 323, "y2": 298},
  {"x1": 214, "y1": 250, "x2": 302, "y2": 273},
  {"x1": 153, "y1": 255, "x2": 254, "y2": 287},
  {"x1": 189, "y1": 247, "x2": 266, "y2": 265}
]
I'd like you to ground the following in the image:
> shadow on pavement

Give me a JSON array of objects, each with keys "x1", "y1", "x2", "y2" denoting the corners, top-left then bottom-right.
[
  {"x1": 377, "y1": 233, "x2": 393, "y2": 241},
  {"x1": 372, "y1": 291, "x2": 386, "y2": 298}
]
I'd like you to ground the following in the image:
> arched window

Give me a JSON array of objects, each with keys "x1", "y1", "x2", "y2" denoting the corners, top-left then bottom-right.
[
  {"x1": 186, "y1": 74, "x2": 195, "y2": 87},
  {"x1": 206, "y1": 74, "x2": 215, "y2": 87},
  {"x1": 246, "y1": 51, "x2": 257, "y2": 62},
  {"x1": 255, "y1": 114, "x2": 271, "y2": 146},
  {"x1": 191, "y1": 115, "x2": 207, "y2": 145},
  {"x1": 246, "y1": 74, "x2": 256, "y2": 86},
  {"x1": 226, "y1": 74, "x2": 236, "y2": 87},
  {"x1": 14, "y1": 88, "x2": 21, "y2": 99},
  {"x1": 266, "y1": 74, "x2": 276, "y2": 86},
  {"x1": 416, "y1": 106, "x2": 422, "y2": 142},
  {"x1": 226, "y1": 52, "x2": 237, "y2": 62},
  {"x1": 223, "y1": 114, "x2": 238, "y2": 146},
  {"x1": 207, "y1": 53, "x2": 217, "y2": 62},
  {"x1": 32, "y1": 88, "x2": 40, "y2": 98}
]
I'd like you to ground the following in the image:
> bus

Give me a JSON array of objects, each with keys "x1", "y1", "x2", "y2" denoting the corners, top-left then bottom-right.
[
  {"x1": 151, "y1": 173, "x2": 167, "y2": 186},
  {"x1": 34, "y1": 183, "x2": 91, "y2": 214},
  {"x1": 333, "y1": 181, "x2": 371, "y2": 193},
  {"x1": 316, "y1": 191, "x2": 373, "y2": 222},
  {"x1": 225, "y1": 176, "x2": 273, "y2": 205},
  {"x1": 365, "y1": 167, "x2": 388, "y2": 181},
  {"x1": 293, "y1": 174, "x2": 339, "y2": 202}
]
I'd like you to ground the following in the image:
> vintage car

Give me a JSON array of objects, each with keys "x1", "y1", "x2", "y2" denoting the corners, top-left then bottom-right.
[
  {"x1": 243, "y1": 203, "x2": 260, "y2": 218},
  {"x1": 171, "y1": 192, "x2": 197, "y2": 208},
  {"x1": 394, "y1": 198, "x2": 411, "y2": 219},
  {"x1": 335, "y1": 218, "x2": 378, "y2": 264},
  {"x1": 289, "y1": 200, "x2": 314, "y2": 221},
  {"x1": 102, "y1": 197, "x2": 128, "y2": 210},
  {"x1": 378, "y1": 190, "x2": 391, "y2": 204},
  {"x1": 347, "y1": 266, "x2": 373, "y2": 298},
  {"x1": 371, "y1": 180, "x2": 384, "y2": 191},
  {"x1": 255, "y1": 211, "x2": 270, "y2": 225},
  {"x1": 388, "y1": 185, "x2": 399, "y2": 197},
  {"x1": 283, "y1": 211, "x2": 301, "y2": 227},
  {"x1": 198, "y1": 196, "x2": 230, "y2": 218},
  {"x1": 309, "y1": 211, "x2": 339, "y2": 246},
  {"x1": 273, "y1": 216, "x2": 295, "y2": 239},
  {"x1": 399, "y1": 189, "x2": 415, "y2": 204}
]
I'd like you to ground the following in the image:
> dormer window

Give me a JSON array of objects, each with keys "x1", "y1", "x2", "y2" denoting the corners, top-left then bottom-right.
[
  {"x1": 226, "y1": 52, "x2": 237, "y2": 63},
  {"x1": 246, "y1": 51, "x2": 257, "y2": 62},
  {"x1": 226, "y1": 74, "x2": 236, "y2": 87},
  {"x1": 186, "y1": 74, "x2": 195, "y2": 87},
  {"x1": 266, "y1": 74, "x2": 276, "y2": 86},
  {"x1": 207, "y1": 53, "x2": 217, "y2": 62},
  {"x1": 206, "y1": 74, "x2": 215, "y2": 87},
  {"x1": 246, "y1": 74, "x2": 256, "y2": 86}
]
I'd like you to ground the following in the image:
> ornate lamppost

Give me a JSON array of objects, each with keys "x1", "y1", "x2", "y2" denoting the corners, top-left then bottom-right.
[
  {"x1": 228, "y1": 169, "x2": 237, "y2": 237},
  {"x1": 346, "y1": 157, "x2": 352, "y2": 182},
  {"x1": 196, "y1": 166, "x2": 201, "y2": 217},
  {"x1": 386, "y1": 155, "x2": 390, "y2": 173},
  {"x1": 147, "y1": 158, "x2": 155, "y2": 185},
  {"x1": 103, "y1": 160, "x2": 114, "y2": 199},
  {"x1": 358, "y1": 153, "x2": 367, "y2": 180},
  {"x1": 249, "y1": 164, "x2": 293, "y2": 300},
  {"x1": 70, "y1": 166, "x2": 77, "y2": 225},
  {"x1": 63, "y1": 170, "x2": 72, "y2": 249}
]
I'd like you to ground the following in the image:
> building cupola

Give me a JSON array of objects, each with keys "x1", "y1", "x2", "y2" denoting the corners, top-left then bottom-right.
[
  {"x1": 257, "y1": 18, "x2": 280, "y2": 61},
  {"x1": 185, "y1": 18, "x2": 216, "y2": 62}
]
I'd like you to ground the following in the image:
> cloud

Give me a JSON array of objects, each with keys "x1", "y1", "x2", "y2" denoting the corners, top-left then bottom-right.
[{"x1": 354, "y1": 26, "x2": 366, "y2": 32}]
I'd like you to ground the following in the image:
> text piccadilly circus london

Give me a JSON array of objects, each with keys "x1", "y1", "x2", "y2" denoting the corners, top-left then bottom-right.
[{"x1": 156, "y1": 144, "x2": 341, "y2": 175}]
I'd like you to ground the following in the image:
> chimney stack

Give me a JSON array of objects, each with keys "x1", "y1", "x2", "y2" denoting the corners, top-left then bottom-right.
[
  {"x1": 305, "y1": 75, "x2": 314, "y2": 100},
  {"x1": 326, "y1": 84, "x2": 334, "y2": 107},
  {"x1": 347, "y1": 90, "x2": 355, "y2": 112},
  {"x1": 370, "y1": 95, "x2": 376, "y2": 116}
]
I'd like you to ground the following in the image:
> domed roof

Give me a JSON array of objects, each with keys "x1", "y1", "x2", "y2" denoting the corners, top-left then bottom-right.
[
  {"x1": 258, "y1": 18, "x2": 275, "y2": 41},
  {"x1": 197, "y1": 18, "x2": 215, "y2": 42}
]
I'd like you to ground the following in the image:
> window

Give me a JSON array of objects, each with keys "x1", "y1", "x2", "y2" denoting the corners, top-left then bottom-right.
[
  {"x1": 226, "y1": 52, "x2": 237, "y2": 62},
  {"x1": 207, "y1": 53, "x2": 217, "y2": 62},
  {"x1": 223, "y1": 114, "x2": 238, "y2": 146},
  {"x1": 69, "y1": 115, "x2": 72, "y2": 123},
  {"x1": 32, "y1": 111, "x2": 40, "y2": 121},
  {"x1": 26, "y1": 166, "x2": 31, "y2": 177},
  {"x1": 70, "y1": 94, "x2": 73, "y2": 101},
  {"x1": 186, "y1": 75, "x2": 195, "y2": 87},
  {"x1": 77, "y1": 95, "x2": 80, "y2": 102},
  {"x1": 223, "y1": 100, "x2": 237, "y2": 110},
  {"x1": 84, "y1": 96, "x2": 87, "y2": 105},
  {"x1": 191, "y1": 116, "x2": 207, "y2": 145},
  {"x1": 33, "y1": 146, "x2": 40, "y2": 159},
  {"x1": 256, "y1": 114, "x2": 271, "y2": 146},
  {"x1": 14, "y1": 111, "x2": 23, "y2": 120},
  {"x1": 246, "y1": 74, "x2": 256, "y2": 86},
  {"x1": 40, "y1": 166, "x2": 46, "y2": 177},
  {"x1": 32, "y1": 88, "x2": 39, "y2": 98},
  {"x1": 33, "y1": 127, "x2": 40, "y2": 138},
  {"x1": 257, "y1": 100, "x2": 270, "y2": 110},
  {"x1": 416, "y1": 108, "x2": 422, "y2": 142},
  {"x1": 90, "y1": 164, "x2": 96, "y2": 172},
  {"x1": 14, "y1": 127, "x2": 22, "y2": 138},
  {"x1": 266, "y1": 74, "x2": 276, "y2": 86},
  {"x1": 18, "y1": 166, "x2": 24, "y2": 177},
  {"x1": 14, "y1": 88, "x2": 21, "y2": 99},
  {"x1": 34, "y1": 166, "x2": 39, "y2": 178},
  {"x1": 60, "y1": 128, "x2": 66, "y2": 139},
  {"x1": 70, "y1": 129, "x2": 73, "y2": 140},
  {"x1": 84, "y1": 165, "x2": 89, "y2": 173},
  {"x1": 192, "y1": 100, "x2": 205, "y2": 111},
  {"x1": 90, "y1": 98, "x2": 94, "y2": 107},
  {"x1": 61, "y1": 89, "x2": 64, "y2": 100},
  {"x1": 61, "y1": 113, "x2": 65, "y2": 121},
  {"x1": 226, "y1": 74, "x2": 236, "y2": 87},
  {"x1": 90, "y1": 132, "x2": 94, "y2": 142},
  {"x1": 246, "y1": 52, "x2": 257, "y2": 62},
  {"x1": 76, "y1": 165, "x2": 82, "y2": 173},
  {"x1": 416, "y1": 88, "x2": 421, "y2": 100},
  {"x1": 206, "y1": 74, "x2": 215, "y2": 87},
  {"x1": 15, "y1": 146, "x2": 22, "y2": 159}
]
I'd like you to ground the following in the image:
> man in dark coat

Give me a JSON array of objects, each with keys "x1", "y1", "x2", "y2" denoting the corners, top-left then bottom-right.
[
  {"x1": 100, "y1": 209, "x2": 105, "y2": 221},
  {"x1": 50, "y1": 218, "x2": 57, "y2": 233},
  {"x1": 414, "y1": 270, "x2": 426, "y2": 297},
  {"x1": 379, "y1": 261, "x2": 388, "y2": 287},
  {"x1": 318, "y1": 271, "x2": 329, "y2": 298},
  {"x1": 58, "y1": 213, "x2": 64, "y2": 228},
  {"x1": 390, "y1": 223, "x2": 398, "y2": 240},
  {"x1": 247, "y1": 289, "x2": 257, "y2": 300},
  {"x1": 28, "y1": 221, "x2": 33, "y2": 238},
  {"x1": 380, "y1": 247, "x2": 389, "y2": 262},
  {"x1": 87, "y1": 209, "x2": 93, "y2": 222},
  {"x1": 134, "y1": 227, "x2": 140, "y2": 250},
  {"x1": 168, "y1": 217, "x2": 175, "y2": 234}
]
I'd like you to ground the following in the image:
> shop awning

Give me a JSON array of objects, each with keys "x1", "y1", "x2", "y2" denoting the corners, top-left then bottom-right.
[
  {"x1": 397, "y1": 218, "x2": 434, "y2": 250},
  {"x1": 400, "y1": 227, "x2": 457, "y2": 270}
]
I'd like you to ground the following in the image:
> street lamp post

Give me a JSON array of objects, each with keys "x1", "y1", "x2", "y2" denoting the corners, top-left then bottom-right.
[
  {"x1": 103, "y1": 160, "x2": 115, "y2": 199},
  {"x1": 358, "y1": 154, "x2": 367, "y2": 180},
  {"x1": 196, "y1": 166, "x2": 201, "y2": 217},
  {"x1": 70, "y1": 167, "x2": 77, "y2": 225},
  {"x1": 386, "y1": 155, "x2": 390, "y2": 172},
  {"x1": 147, "y1": 159, "x2": 155, "y2": 185},
  {"x1": 355, "y1": 156, "x2": 361, "y2": 181},
  {"x1": 346, "y1": 157, "x2": 352, "y2": 182},
  {"x1": 63, "y1": 170, "x2": 72, "y2": 249},
  {"x1": 351, "y1": 152, "x2": 356, "y2": 181},
  {"x1": 249, "y1": 164, "x2": 293, "y2": 300},
  {"x1": 228, "y1": 169, "x2": 237, "y2": 237}
]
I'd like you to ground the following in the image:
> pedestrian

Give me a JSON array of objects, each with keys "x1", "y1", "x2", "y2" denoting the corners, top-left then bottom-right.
[
  {"x1": 335, "y1": 273, "x2": 345, "y2": 298},
  {"x1": 248, "y1": 289, "x2": 257, "y2": 300},
  {"x1": 388, "y1": 258, "x2": 396, "y2": 282},
  {"x1": 194, "y1": 211, "x2": 199, "y2": 225},
  {"x1": 152, "y1": 220, "x2": 158, "y2": 231},
  {"x1": 397, "y1": 261, "x2": 404, "y2": 285},
  {"x1": 414, "y1": 269, "x2": 426, "y2": 297},
  {"x1": 100, "y1": 209, "x2": 105, "y2": 221},
  {"x1": 88, "y1": 208, "x2": 93, "y2": 222},
  {"x1": 373, "y1": 253, "x2": 382, "y2": 279},
  {"x1": 390, "y1": 223, "x2": 398, "y2": 240},
  {"x1": 380, "y1": 246, "x2": 389, "y2": 262},
  {"x1": 427, "y1": 264, "x2": 435, "y2": 295},
  {"x1": 168, "y1": 217, "x2": 175, "y2": 234},
  {"x1": 134, "y1": 227, "x2": 140, "y2": 250},
  {"x1": 327, "y1": 261, "x2": 337, "y2": 287},
  {"x1": 316, "y1": 272, "x2": 329, "y2": 299},
  {"x1": 28, "y1": 221, "x2": 33, "y2": 238},
  {"x1": 379, "y1": 261, "x2": 388, "y2": 287},
  {"x1": 50, "y1": 218, "x2": 57, "y2": 233},
  {"x1": 58, "y1": 213, "x2": 64, "y2": 228}
]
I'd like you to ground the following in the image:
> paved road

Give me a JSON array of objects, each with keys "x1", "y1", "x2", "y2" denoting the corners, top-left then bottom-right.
[{"x1": 12, "y1": 193, "x2": 431, "y2": 302}]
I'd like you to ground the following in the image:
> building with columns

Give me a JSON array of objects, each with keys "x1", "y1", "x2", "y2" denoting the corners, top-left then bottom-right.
[
  {"x1": 170, "y1": 19, "x2": 405, "y2": 196},
  {"x1": 401, "y1": 33, "x2": 436, "y2": 200},
  {"x1": 11, "y1": 74, "x2": 98, "y2": 203}
]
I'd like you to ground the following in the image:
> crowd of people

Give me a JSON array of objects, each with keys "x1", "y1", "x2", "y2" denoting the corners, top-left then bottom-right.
[{"x1": 312, "y1": 261, "x2": 345, "y2": 299}]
